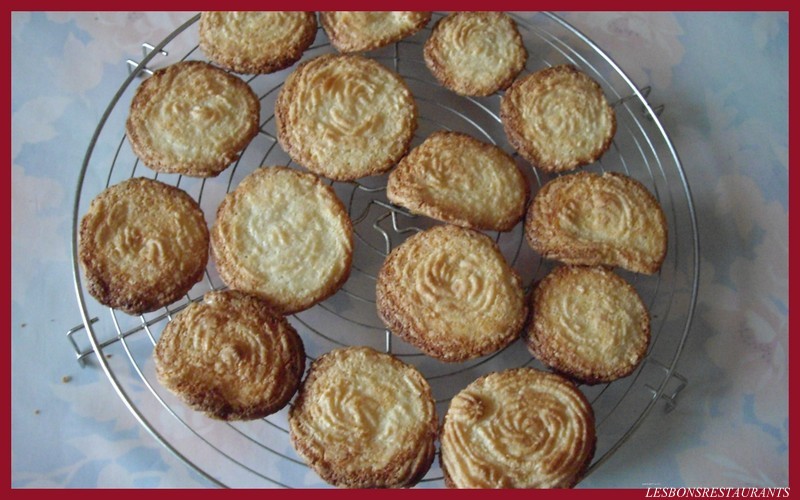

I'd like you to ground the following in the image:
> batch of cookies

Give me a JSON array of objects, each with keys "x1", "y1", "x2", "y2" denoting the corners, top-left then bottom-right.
[{"x1": 78, "y1": 12, "x2": 668, "y2": 488}]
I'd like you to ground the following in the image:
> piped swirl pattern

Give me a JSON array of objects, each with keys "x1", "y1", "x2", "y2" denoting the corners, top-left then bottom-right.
[
  {"x1": 289, "y1": 347, "x2": 437, "y2": 488},
  {"x1": 500, "y1": 64, "x2": 615, "y2": 172},
  {"x1": 153, "y1": 290, "x2": 305, "y2": 421},
  {"x1": 275, "y1": 54, "x2": 417, "y2": 181},
  {"x1": 78, "y1": 177, "x2": 209, "y2": 315},
  {"x1": 211, "y1": 167, "x2": 353, "y2": 314},
  {"x1": 125, "y1": 61, "x2": 260, "y2": 177},
  {"x1": 376, "y1": 225, "x2": 526, "y2": 362},
  {"x1": 525, "y1": 171, "x2": 668, "y2": 274},
  {"x1": 525, "y1": 265, "x2": 650, "y2": 384},
  {"x1": 199, "y1": 11, "x2": 317, "y2": 74},
  {"x1": 321, "y1": 11, "x2": 431, "y2": 53},
  {"x1": 424, "y1": 12, "x2": 527, "y2": 96},
  {"x1": 387, "y1": 131, "x2": 528, "y2": 231},
  {"x1": 441, "y1": 368, "x2": 596, "y2": 488}
]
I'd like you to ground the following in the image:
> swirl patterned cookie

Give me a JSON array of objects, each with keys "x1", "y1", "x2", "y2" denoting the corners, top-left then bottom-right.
[
  {"x1": 424, "y1": 12, "x2": 527, "y2": 96},
  {"x1": 275, "y1": 54, "x2": 417, "y2": 181},
  {"x1": 199, "y1": 11, "x2": 317, "y2": 74},
  {"x1": 500, "y1": 64, "x2": 616, "y2": 173},
  {"x1": 376, "y1": 225, "x2": 527, "y2": 362},
  {"x1": 440, "y1": 368, "x2": 596, "y2": 488},
  {"x1": 387, "y1": 131, "x2": 528, "y2": 232},
  {"x1": 525, "y1": 171, "x2": 668, "y2": 274},
  {"x1": 321, "y1": 11, "x2": 431, "y2": 53},
  {"x1": 125, "y1": 61, "x2": 260, "y2": 177},
  {"x1": 154, "y1": 290, "x2": 306, "y2": 421},
  {"x1": 211, "y1": 167, "x2": 353, "y2": 314},
  {"x1": 79, "y1": 177, "x2": 209, "y2": 315},
  {"x1": 525, "y1": 266, "x2": 650, "y2": 384},
  {"x1": 289, "y1": 346, "x2": 437, "y2": 488}
]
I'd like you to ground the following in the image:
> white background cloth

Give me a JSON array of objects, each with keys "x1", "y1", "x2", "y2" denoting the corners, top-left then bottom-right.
[{"x1": 11, "y1": 12, "x2": 787, "y2": 487}]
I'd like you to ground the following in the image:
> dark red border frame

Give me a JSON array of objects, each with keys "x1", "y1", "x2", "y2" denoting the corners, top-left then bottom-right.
[
  {"x1": 5, "y1": 2, "x2": 796, "y2": 497},
  {"x1": 3, "y1": 1, "x2": 797, "y2": 10}
]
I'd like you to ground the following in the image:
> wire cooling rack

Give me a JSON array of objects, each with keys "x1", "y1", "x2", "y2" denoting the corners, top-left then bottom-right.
[{"x1": 68, "y1": 12, "x2": 699, "y2": 488}]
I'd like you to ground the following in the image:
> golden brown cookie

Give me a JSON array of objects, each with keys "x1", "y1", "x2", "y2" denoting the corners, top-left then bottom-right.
[
  {"x1": 289, "y1": 346, "x2": 437, "y2": 488},
  {"x1": 275, "y1": 54, "x2": 417, "y2": 181},
  {"x1": 211, "y1": 166, "x2": 353, "y2": 314},
  {"x1": 440, "y1": 368, "x2": 596, "y2": 488},
  {"x1": 525, "y1": 266, "x2": 650, "y2": 384},
  {"x1": 387, "y1": 131, "x2": 528, "y2": 231},
  {"x1": 500, "y1": 64, "x2": 616, "y2": 173},
  {"x1": 424, "y1": 12, "x2": 526, "y2": 96},
  {"x1": 376, "y1": 225, "x2": 526, "y2": 362},
  {"x1": 199, "y1": 11, "x2": 317, "y2": 74},
  {"x1": 321, "y1": 11, "x2": 431, "y2": 53},
  {"x1": 79, "y1": 177, "x2": 209, "y2": 315},
  {"x1": 153, "y1": 290, "x2": 306, "y2": 421},
  {"x1": 126, "y1": 61, "x2": 260, "y2": 178},
  {"x1": 525, "y1": 171, "x2": 668, "y2": 274}
]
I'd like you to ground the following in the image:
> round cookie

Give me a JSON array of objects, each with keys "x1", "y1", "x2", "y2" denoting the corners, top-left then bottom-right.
[
  {"x1": 153, "y1": 290, "x2": 306, "y2": 421},
  {"x1": 376, "y1": 225, "x2": 527, "y2": 362},
  {"x1": 387, "y1": 130, "x2": 528, "y2": 231},
  {"x1": 275, "y1": 53, "x2": 417, "y2": 181},
  {"x1": 500, "y1": 64, "x2": 616, "y2": 173},
  {"x1": 524, "y1": 266, "x2": 650, "y2": 384},
  {"x1": 199, "y1": 11, "x2": 317, "y2": 74},
  {"x1": 440, "y1": 368, "x2": 596, "y2": 488},
  {"x1": 424, "y1": 12, "x2": 526, "y2": 96},
  {"x1": 78, "y1": 177, "x2": 209, "y2": 315},
  {"x1": 525, "y1": 171, "x2": 668, "y2": 274},
  {"x1": 320, "y1": 11, "x2": 431, "y2": 53},
  {"x1": 211, "y1": 166, "x2": 353, "y2": 314},
  {"x1": 126, "y1": 60, "x2": 260, "y2": 177},
  {"x1": 289, "y1": 346, "x2": 437, "y2": 488}
]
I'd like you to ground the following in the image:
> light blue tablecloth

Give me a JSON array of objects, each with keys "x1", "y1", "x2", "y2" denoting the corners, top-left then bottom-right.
[{"x1": 11, "y1": 12, "x2": 788, "y2": 488}]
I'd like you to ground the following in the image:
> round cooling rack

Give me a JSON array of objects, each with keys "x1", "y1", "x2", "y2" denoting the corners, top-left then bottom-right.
[{"x1": 69, "y1": 12, "x2": 699, "y2": 488}]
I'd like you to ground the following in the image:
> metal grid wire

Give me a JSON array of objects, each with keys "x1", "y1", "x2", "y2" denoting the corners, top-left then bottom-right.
[{"x1": 68, "y1": 12, "x2": 699, "y2": 488}]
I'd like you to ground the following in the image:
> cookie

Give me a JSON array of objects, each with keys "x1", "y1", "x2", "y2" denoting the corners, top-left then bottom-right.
[
  {"x1": 211, "y1": 166, "x2": 353, "y2": 314},
  {"x1": 376, "y1": 225, "x2": 526, "y2": 362},
  {"x1": 199, "y1": 11, "x2": 317, "y2": 74},
  {"x1": 78, "y1": 177, "x2": 209, "y2": 315},
  {"x1": 126, "y1": 60, "x2": 260, "y2": 177},
  {"x1": 500, "y1": 64, "x2": 616, "y2": 172},
  {"x1": 387, "y1": 131, "x2": 528, "y2": 231},
  {"x1": 289, "y1": 346, "x2": 437, "y2": 488},
  {"x1": 525, "y1": 171, "x2": 668, "y2": 274},
  {"x1": 153, "y1": 290, "x2": 305, "y2": 420},
  {"x1": 525, "y1": 266, "x2": 650, "y2": 384},
  {"x1": 321, "y1": 11, "x2": 431, "y2": 53},
  {"x1": 275, "y1": 54, "x2": 417, "y2": 181},
  {"x1": 440, "y1": 368, "x2": 596, "y2": 488},
  {"x1": 424, "y1": 12, "x2": 526, "y2": 96}
]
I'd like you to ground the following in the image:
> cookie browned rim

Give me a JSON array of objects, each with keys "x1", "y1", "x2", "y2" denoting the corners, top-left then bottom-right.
[
  {"x1": 78, "y1": 177, "x2": 209, "y2": 315},
  {"x1": 440, "y1": 367, "x2": 596, "y2": 488},
  {"x1": 500, "y1": 64, "x2": 616, "y2": 173},
  {"x1": 424, "y1": 12, "x2": 527, "y2": 96},
  {"x1": 211, "y1": 166, "x2": 353, "y2": 314},
  {"x1": 321, "y1": 11, "x2": 431, "y2": 53},
  {"x1": 125, "y1": 60, "x2": 260, "y2": 177},
  {"x1": 275, "y1": 53, "x2": 417, "y2": 181},
  {"x1": 199, "y1": 11, "x2": 317, "y2": 74},
  {"x1": 387, "y1": 130, "x2": 528, "y2": 231},
  {"x1": 154, "y1": 290, "x2": 306, "y2": 420},
  {"x1": 376, "y1": 224, "x2": 527, "y2": 362},
  {"x1": 524, "y1": 265, "x2": 651, "y2": 384},
  {"x1": 289, "y1": 346, "x2": 437, "y2": 488},
  {"x1": 525, "y1": 171, "x2": 668, "y2": 274}
]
